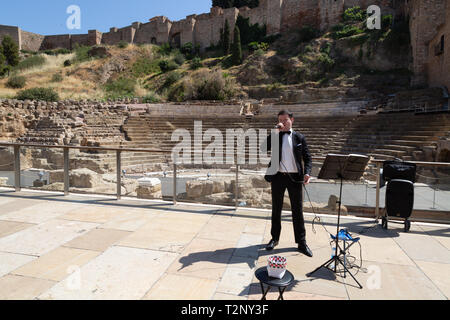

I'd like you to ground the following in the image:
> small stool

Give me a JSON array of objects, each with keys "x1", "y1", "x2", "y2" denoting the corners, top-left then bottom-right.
[{"x1": 255, "y1": 267, "x2": 294, "y2": 300}]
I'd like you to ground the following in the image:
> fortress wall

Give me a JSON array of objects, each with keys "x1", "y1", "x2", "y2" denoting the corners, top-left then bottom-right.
[
  {"x1": 265, "y1": 0, "x2": 283, "y2": 34},
  {"x1": 134, "y1": 21, "x2": 158, "y2": 44},
  {"x1": 88, "y1": 30, "x2": 103, "y2": 46},
  {"x1": 180, "y1": 16, "x2": 197, "y2": 46},
  {"x1": 427, "y1": 3, "x2": 450, "y2": 90},
  {"x1": 319, "y1": 0, "x2": 345, "y2": 31},
  {"x1": 41, "y1": 34, "x2": 71, "y2": 50},
  {"x1": 0, "y1": 25, "x2": 21, "y2": 50},
  {"x1": 20, "y1": 29, "x2": 45, "y2": 52},
  {"x1": 71, "y1": 33, "x2": 90, "y2": 48},
  {"x1": 281, "y1": 0, "x2": 320, "y2": 32},
  {"x1": 193, "y1": 9, "x2": 232, "y2": 50},
  {"x1": 240, "y1": 5, "x2": 266, "y2": 31},
  {"x1": 102, "y1": 28, "x2": 122, "y2": 45},
  {"x1": 151, "y1": 16, "x2": 172, "y2": 45},
  {"x1": 409, "y1": 0, "x2": 447, "y2": 87}
]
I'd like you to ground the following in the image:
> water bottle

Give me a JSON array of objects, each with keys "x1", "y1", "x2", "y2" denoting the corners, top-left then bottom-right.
[{"x1": 330, "y1": 246, "x2": 336, "y2": 269}]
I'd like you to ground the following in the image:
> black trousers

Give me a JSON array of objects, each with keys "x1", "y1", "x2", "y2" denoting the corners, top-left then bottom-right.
[{"x1": 271, "y1": 172, "x2": 306, "y2": 244}]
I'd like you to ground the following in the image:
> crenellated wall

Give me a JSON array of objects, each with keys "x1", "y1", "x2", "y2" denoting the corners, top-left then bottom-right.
[{"x1": 0, "y1": 0, "x2": 354, "y2": 52}]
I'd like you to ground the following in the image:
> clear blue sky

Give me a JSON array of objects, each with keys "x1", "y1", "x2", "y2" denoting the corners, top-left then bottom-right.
[{"x1": 0, "y1": 0, "x2": 212, "y2": 35}]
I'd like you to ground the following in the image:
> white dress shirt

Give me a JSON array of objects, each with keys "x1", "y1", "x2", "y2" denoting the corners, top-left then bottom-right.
[{"x1": 279, "y1": 131, "x2": 298, "y2": 173}]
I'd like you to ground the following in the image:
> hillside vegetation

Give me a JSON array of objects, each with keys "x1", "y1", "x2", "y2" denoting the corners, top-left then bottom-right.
[{"x1": 0, "y1": 6, "x2": 412, "y2": 102}]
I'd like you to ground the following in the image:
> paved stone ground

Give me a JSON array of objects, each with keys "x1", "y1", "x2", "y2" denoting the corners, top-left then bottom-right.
[{"x1": 0, "y1": 188, "x2": 449, "y2": 300}]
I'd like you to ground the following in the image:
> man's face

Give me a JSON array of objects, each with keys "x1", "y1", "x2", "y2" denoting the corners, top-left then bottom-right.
[{"x1": 278, "y1": 114, "x2": 294, "y2": 131}]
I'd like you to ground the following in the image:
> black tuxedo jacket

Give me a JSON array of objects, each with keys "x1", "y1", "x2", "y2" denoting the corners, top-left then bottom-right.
[{"x1": 263, "y1": 131, "x2": 312, "y2": 182}]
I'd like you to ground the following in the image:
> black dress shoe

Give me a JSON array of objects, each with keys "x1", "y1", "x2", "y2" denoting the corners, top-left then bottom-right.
[
  {"x1": 298, "y1": 243, "x2": 313, "y2": 257},
  {"x1": 266, "y1": 240, "x2": 279, "y2": 251}
]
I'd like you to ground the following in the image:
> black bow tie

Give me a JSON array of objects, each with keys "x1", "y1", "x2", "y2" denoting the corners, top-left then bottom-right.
[{"x1": 280, "y1": 131, "x2": 292, "y2": 136}]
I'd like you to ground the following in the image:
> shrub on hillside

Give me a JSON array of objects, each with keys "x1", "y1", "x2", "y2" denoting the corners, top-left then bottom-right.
[
  {"x1": 16, "y1": 87, "x2": 59, "y2": 101},
  {"x1": 117, "y1": 41, "x2": 129, "y2": 49},
  {"x1": 248, "y1": 41, "x2": 269, "y2": 52},
  {"x1": 190, "y1": 57, "x2": 203, "y2": 70},
  {"x1": 43, "y1": 48, "x2": 71, "y2": 56},
  {"x1": 14, "y1": 55, "x2": 46, "y2": 72},
  {"x1": 331, "y1": 24, "x2": 364, "y2": 39},
  {"x1": 342, "y1": 6, "x2": 366, "y2": 22},
  {"x1": 72, "y1": 44, "x2": 92, "y2": 63},
  {"x1": 104, "y1": 77, "x2": 136, "y2": 99},
  {"x1": 158, "y1": 43, "x2": 172, "y2": 56},
  {"x1": 51, "y1": 73, "x2": 64, "y2": 82},
  {"x1": 168, "y1": 69, "x2": 236, "y2": 102},
  {"x1": 298, "y1": 26, "x2": 319, "y2": 43},
  {"x1": 6, "y1": 75, "x2": 26, "y2": 88},
  {"x1": 142, "y1": 92, "x2": 162, "y2": 103},
  {"x1": 162, "y1": 71, "x2": 182, "y2": 90},
  {"x1": 159, "y1": 59, "x2": 178, "y2": 73},
  {"x1": 174, "y1": 52, "x2": 185, "y2": 65}
]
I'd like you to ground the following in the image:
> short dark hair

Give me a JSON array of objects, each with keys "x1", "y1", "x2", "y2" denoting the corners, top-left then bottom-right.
[{"x1": 278, "y1": 110, "x2": 293, "y2": 118}]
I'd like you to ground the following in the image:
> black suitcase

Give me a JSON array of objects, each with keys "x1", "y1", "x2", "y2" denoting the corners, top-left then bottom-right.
[
  {"x1": 382, "y1": 160, "x2": 417, "y2": 233},
  {"x1": 382, "y1": 160, "x2": 417, "y2": 183}
]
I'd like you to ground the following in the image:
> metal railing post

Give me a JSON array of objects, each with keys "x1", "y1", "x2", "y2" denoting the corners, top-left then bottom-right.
[
  {"x1": 14, "y1": 145, "x2": 20, "y2": 192},
  {"x1": 116, "y1": 150, "x2": 121, "y2": 200},
  {"x1": 235, "y1": 155, "x2": 239, "y2": 211},
  {"x1": 64, "y1": 147, "x2": 69, "y2": 196},
  {"x1": 375, "y1": 162, "x2": 382, "y2": 220},
  {"x1": 173, "y1": 154, "x2": 177, "y2": 205}
]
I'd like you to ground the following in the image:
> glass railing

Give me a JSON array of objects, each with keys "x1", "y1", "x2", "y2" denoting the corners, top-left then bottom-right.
[
  {"x1": 1, "y1": 142, "x2": 449, "y2": 224},
  {"x1": 0, "y1": 145, "x2": 15, "y2": 188}
]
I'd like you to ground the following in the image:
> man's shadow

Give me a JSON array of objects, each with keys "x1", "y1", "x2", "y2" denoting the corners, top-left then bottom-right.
[{"x1": 177, "y1": 244, "x2": 338, "y2": 282}]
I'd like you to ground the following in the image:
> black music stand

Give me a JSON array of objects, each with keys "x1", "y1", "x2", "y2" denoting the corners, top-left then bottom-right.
[{"x1": 306, "y1": 154, "x2": 369, "y2": 289}]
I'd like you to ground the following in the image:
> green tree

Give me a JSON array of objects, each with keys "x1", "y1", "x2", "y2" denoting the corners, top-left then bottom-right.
[
  {"x1": 0, "y1": 45, "x2": 10, "y2": 76},
  {"x1": 223, "y1": 20, "x2": 231, "y2": 55},
  {"x1": 1, "y1": 36, "x2": 20, "y2": 67},
  {"x1": 232, "y1": 26, "x2": 242, "y2": 65}
]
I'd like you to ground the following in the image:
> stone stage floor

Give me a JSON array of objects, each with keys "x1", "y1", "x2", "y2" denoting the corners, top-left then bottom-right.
[{"x1": 0, "y1": 188, "x2": 449, "y2": 300}]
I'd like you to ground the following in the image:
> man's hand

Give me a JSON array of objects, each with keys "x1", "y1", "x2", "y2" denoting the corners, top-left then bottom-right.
[
  {"x1": 304, "y1": 174, "x2": 311, "y2": 185},
  {"x1": 276, "y1": 123, "x2": 285, "y2": 133}
]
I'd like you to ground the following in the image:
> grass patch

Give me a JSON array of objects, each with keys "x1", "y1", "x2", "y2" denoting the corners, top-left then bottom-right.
[
  {"x1": 104, "y1": 77, "x2": 136, "y2": 99},
  {"x1": 14, "y1": 55, "x2": 46, "y2": 72},
  {"x1": 132, "y1": 57, "x2": 161, "y2": 77}
]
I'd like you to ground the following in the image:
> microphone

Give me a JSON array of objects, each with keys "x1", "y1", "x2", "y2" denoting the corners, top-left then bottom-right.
[{"x1": 275, "y1": 124, "x2": 282, "y2": 129}]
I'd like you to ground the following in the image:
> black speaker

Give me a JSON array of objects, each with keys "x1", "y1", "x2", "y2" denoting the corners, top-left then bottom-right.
[{"x1": 386, "y1": 179, "x2": 414, "y2": 219}]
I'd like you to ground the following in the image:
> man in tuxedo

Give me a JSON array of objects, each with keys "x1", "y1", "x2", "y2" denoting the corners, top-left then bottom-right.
[{"x1": 262, "y1": 110, "x2": 313, "y2": 257}]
